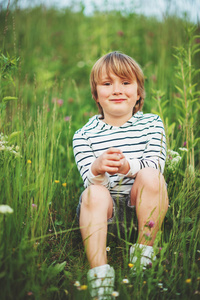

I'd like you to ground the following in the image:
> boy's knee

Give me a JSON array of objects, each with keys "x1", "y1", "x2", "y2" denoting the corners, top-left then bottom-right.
[
  {"x1": 135, "y1": 168, "x2": 166, "y2": 194},
  {"x1": 82, "y1": 185, "x2": 111, "y2": 208}
]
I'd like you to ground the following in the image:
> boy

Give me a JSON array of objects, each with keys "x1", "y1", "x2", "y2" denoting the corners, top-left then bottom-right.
[{"x1": 73, "y1": 51, "x2": 168, "y2": 299}]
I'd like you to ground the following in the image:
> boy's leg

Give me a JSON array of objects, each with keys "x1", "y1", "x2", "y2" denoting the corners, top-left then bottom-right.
[
  {"x1": 130, "y1": 168, "x2": 168, "y2": 246},
  {"x1": 79, "y1": 185, "x2": 113, "y2": 269}
]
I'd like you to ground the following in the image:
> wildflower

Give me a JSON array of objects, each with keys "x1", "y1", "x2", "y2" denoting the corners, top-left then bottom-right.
[
  {"x1": 64, "y1": 116, "x2": 71, "y2": 122},
  {"x1": 27, "y1": 291, "x2": 33, "y2": 296},
  {"x1": 143, "y1": 281, "x2": 147, "y2": 284},
  {"x1": 148, "y1": 220, "x2": 155, "y2": 228},
  {"x1": 117, "y1": 30, "x2": 124, "y2": 36},
  {"x1": 27, "y1": 160, "x2": 32, "y2": 164},
  {"x1": 178, "y1": 124, "x2": 182, "y2": 130},
  {"x1": 77, "y1": 61, "x2": 85, "y2": 68},
  {"x1": 122, "y1": 278, "x2": 129, "y2": 284},
  {"x1": 68, "y1": 97, "x2": 74, "y2": 103},
  {"x1": 163, "y1": 288, "x2": 168, "y2": 292},
  {"x1": 54, "y1": 180, "x2": 59, "y2": 183},
  {"x1": 106, "y1": 246, "x2": 110, "y2": 252},
  {"x1": 112, "y1": 291, "x2": 119, "y2": 297},
  {"x1": 57, "y1": 99, "x2": 64, "y2": 106},
  {"x1": 62, "y1": 183, "x2": 67, "y2": 187},
  {"x1": 0, "y1": 204, "x2": 14, "y2": 214},
  {"x1": 144, "y1": 232, "x2": 152, "y2": 241},
  {"x1": 128, "y1": 263, "x2": 134, "y2": 268},
  {"x1": 148, "y1": 262, "x2": 152, "y2": 268},
  {"x1": 80, "y1": 285, "x2": 87, "y2": 290},
  {"x1": 159, "y1": 247, "x2": 162, "y2": 251},
  {"x1": 179, "y1": 147, "x2": 188, "y2": 152},
  {"x1": 32, "y1": 203, "x2": 37, "y2": 208},
  {"x1": 158, "y1": 283, "x2": 163, "y2": 288},
  {"x1": 15, "y1": 145, "x2": 19, "y2": 151},
  {"x1": 183, "y1": 141, "x2": 187, "y2": 147},
  {"x1": 74, "y1": 281, "x2": 81, "y2": 287},
  {"x1": 185, "y1": 278, "x2": 191, "y2": 284},
  {"x1": 64, "y1": 289, "x2": 69, "y2": 295}
]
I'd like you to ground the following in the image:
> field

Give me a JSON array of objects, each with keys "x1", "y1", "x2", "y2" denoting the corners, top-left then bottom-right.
[{"x1": 0, "y1": 1, "x2": 200, "y2": 299}]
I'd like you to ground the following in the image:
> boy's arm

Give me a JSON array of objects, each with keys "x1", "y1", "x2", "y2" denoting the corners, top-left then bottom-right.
[
  {"x1": 73, "y1": 131, "x2": 114, "y2": 188},
  {"x1": 125, "y1": 115, "x2": 166, "y2": 177}
]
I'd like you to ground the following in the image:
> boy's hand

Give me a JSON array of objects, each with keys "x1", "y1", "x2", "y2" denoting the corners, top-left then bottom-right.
[{"x1": 91, "y1": 148, "x2": 130, "y2": 176}]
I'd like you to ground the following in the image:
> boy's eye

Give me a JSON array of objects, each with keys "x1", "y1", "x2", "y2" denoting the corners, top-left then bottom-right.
[
  {"x1": 103, "y1": 82, "x2": 111, "y2": 86},
  {"x1": 123, "y1": 81, "x2": 130, "y2": 85}
]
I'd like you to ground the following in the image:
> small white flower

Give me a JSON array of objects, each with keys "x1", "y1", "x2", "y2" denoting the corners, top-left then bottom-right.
[
  {"x1": 179, "y1": 147, "x2": 188, "y2": 152},
  {"x1": 0, "y1": 205, "x2": 14, "y2": 214},
  {"x1": 77, "y1": 61, "x2": 85, "y2": 68},
  {"x1": 112, "y1": 291, "x2": 119, "y2": 297},
  {"x1": 122, "y1": 278, "x2": 129, "y2": 284},
  {"x1": 158, "y1": 283, "x2": 163, "y2": 288},
  {"x1": 163, "y1": 288, "x2": 168, "y2": 292},
  {"x1": 106, "y1": 246, "x2": 110, "y2": 252},
  {"x1": 74, "y1": 281, "x2": 81, "y2": 287}
]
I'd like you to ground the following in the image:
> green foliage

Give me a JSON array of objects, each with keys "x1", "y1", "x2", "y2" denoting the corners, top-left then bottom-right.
[{"x1": 0, "y1": 3, "x2": 199, "y2": 300}]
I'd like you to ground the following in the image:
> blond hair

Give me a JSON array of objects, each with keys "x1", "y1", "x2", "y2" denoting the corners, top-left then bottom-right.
[{"x1": 90, "y1": 51, "x2": 145, "y2": 117}]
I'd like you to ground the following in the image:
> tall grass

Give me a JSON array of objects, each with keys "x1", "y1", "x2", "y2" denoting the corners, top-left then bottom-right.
[{"x1": 0, "y1": 2, "x2": 200, "y2": 299}]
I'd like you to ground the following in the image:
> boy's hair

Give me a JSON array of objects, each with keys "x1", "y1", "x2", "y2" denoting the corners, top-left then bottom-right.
[{"x1": 90, "y1": 51, "x2": 145, "y2": 117}]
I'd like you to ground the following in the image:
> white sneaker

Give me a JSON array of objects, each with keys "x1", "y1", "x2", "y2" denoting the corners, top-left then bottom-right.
[
  {"x1": 130, "y1": 244, "x2": 156, "y2": 271},
  {"x1": 87, "y1": 264, "x2": 115, "y2": 299}
]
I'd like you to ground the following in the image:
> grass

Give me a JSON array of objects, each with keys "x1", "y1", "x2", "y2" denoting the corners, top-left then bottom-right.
[{"x1": 0, "y1": 1, "x2": 200, "y2": 299}]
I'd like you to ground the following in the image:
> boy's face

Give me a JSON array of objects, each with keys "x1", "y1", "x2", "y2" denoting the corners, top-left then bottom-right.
[{"x1": 96, "y1": 68, "x2": 140, "y2": 126}]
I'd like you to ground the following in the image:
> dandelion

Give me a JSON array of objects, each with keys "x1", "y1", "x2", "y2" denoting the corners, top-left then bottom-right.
[
  {"x1": 143, "y1": 281, "x2": 147, "y2": 284},
  {"x1": 185, "y1": 278, "x2": 191, "y2": 284},
  {"x1": 0, "y1": 204, "x2": 14, "y2": 214},
  {"x1": 148, "y1": 220, "x2": 155, "y2": 228},
  {"x1": 62, "y1": 183, "x2": 67, "y2": 187},
  {"x1": 74, "y1": 281, "x2": 81, "y2": 287},
  {"x1": 128, "y1": 263, "x2": 134, "y2": 268},
  {"x1": 27, "y1": 160, "x2": 32, "y2": 164},
  {"x1": 106, "y1": 246, "x2": 110, "y2": 252},
  {"x1": 112, "y1": 291, "x2": 119, "y2": 297},
  {"x1": 54, "y1": 180, "x2": 59, "y2": 183},
  {"x1": 80, "y1": 285, "x2": 87, "y2": 290},
  {"x1": 122, "y1": 278, "x2": 129, "y2": 284}
]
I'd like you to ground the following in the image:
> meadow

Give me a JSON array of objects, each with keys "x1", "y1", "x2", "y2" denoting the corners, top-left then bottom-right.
[{"x1": 0, "y1": 1, "x2": 200, "y2": 299}]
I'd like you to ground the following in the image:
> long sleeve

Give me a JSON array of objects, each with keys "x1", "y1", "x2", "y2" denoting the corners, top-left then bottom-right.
[
  {"x1": 73, "y1": 130, "x2": 110, "y2": 188},
  {"x1": 125, "y1": 115, "x2": 166, "y2": 177}
]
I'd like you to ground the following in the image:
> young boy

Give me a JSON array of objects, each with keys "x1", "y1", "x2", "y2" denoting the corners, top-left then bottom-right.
[{"x1": 73, "y1": 51, "x2": 168, "y2": 299}]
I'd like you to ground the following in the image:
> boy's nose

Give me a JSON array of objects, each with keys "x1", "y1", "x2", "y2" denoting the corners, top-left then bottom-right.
[{"x1": 112, "y1": 83, "x2": 122, "y2": 95}]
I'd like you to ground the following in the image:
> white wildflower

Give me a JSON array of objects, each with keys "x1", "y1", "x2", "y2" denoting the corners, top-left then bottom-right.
[
  {"x1": 0, "y1": 205, "x2": 14, "y2": 214},
  {"x1": 112, "y1": 291, "x2": 119, "y2": 297},
  {"x1": 179, "y1": 147, "x2": 188, "y2": 152},
  {"x1": 122, "y1": 278, "x2": 129, "y2": 284}
]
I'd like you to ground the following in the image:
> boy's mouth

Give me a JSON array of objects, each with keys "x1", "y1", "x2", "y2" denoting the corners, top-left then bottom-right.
[{"x1": 110, "y1": 98, "x2": 126, "y2": 103}]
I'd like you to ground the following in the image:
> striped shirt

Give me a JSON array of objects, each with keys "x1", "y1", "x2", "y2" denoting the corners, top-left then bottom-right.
[{"x1": 73, "y1": 111, "x2": 166, "y2": 196}]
